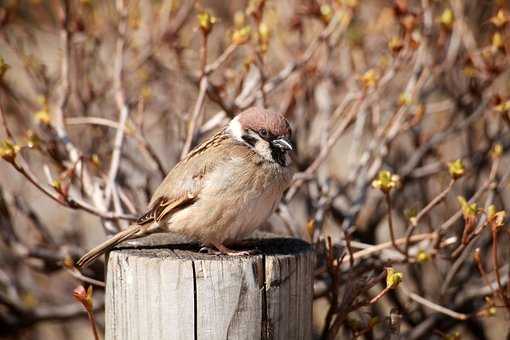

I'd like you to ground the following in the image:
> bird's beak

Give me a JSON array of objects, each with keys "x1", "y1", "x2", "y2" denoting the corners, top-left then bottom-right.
[{"x1": 271, "y1": 137, "x2": 294, "y2": 151}]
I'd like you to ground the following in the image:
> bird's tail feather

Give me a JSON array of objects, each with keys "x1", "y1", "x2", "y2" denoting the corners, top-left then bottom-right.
[{"x1": 77, "y1": 224, "x2": 143, "y2": 268}]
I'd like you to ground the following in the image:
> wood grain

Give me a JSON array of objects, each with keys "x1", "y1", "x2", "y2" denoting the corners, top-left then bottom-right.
[{"x1": 105, "y1": 234, "x2": 313, "y2": 340}]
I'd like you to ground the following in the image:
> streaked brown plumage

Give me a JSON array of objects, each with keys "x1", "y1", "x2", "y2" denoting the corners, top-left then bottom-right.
[{"x1": 77, "y1": 107, "x2": 294, "y2": 268}]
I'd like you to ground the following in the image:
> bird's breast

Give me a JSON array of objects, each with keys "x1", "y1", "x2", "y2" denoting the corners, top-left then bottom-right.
[{"x1": 166, "y1": 155, "x2": 293, "y2": 244}]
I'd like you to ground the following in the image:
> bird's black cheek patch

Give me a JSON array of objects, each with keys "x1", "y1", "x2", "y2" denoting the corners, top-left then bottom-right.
[
  {"x1": 270, "y1": 144, "x2": 286, "y2": 166},
  {"x1": 242, "y1": 134, "x2": 258, "y2": 147}
]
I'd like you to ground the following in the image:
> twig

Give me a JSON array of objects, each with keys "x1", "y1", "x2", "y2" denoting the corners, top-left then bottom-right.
[
  {"x1": 104, "y1": 0, "x2": 129, "y2": 203},
  {"x1": 66, "y1": 196, "x2": 136, "y2": 221},
  {"x1": 344, "y1": 230, "x2": 355, "y2": 268},
  {"x1": 73, "y1": 286, "x2": 101, "y2": 340},
  {"x1": 1, "y1": 293, "x2": 105, "y2": 331},
  {"x1": 385, "y1": 192, "x2": 404, "y2": 254},
  {"x1": 238, "y1": 11, "x2": 350, "y2": 109},
  {"x1": 405, "y1": 179, "x2": 455, "y2": 257},
  {"x1": 0, "y1": 100, "x2": 14, "y2": 140},
  {"x1": 10, "y1": 157, "x2": 136, "y2": 221},
  {"x1": 401, "y1": 286, "x2": 469, "y2": 320},
  {"x1": 450, "y1": 0, "x2": 487, "y2": 75},
  {"x1": 439, "y1": 159, "x2": 500, "y2": 294},
  {"x1": 88, "y1": 306, "x2": 101, "y2": 340},
  {"x1": 44, "y1": 0, "x2": 124, "y2": 233},
  {"x1": 276, "y1": 203, "x2": 298, "y2": 237},
  {"x1": 52, "y1": 0, "x2": 82, "y2": 165},
  {"x1": 322, "y1": 236, "x2": 344, "y2": 340},
  {"x1": 337, "y1": 232, "x2": 452, "y2": 265},
  {"x1": 161, "y1": 0, "x2": 196, "y2": 42},
  {"x1": 438, "y1": 155, "x2": 500, "y2": 253},
  {"x1": 66, "y1": 116, "x2": 167, "y2": 177},
  {"x1": 205, "y1": 44, "x2": 238, "y2": 75},
  {"x1": 255, "y1": 52, "x2": 267, "y2": 107},
  {"x1": 413, "y1": 179, "x2": 455, "y2": 227},
  {"x1": 369, "y1": 285, "x2": 393, "y2": 305},
  {"x1": 66, "y1": 268, "x2": 105, "y2": 288},
  {"x1": 473, "y1": 248, "x2": 496, "y2": 300},
  {"x1": 457, "y1": 265, "x2": 509, "y2": 303},
  {"x1": 13, "y1": 196, "x2": 56, "y2": 245},
  {"x1": 181, "y1": 30, "x2": 209, "y2": 159},
  {"x1": 491, "y1": 226, "x2": 510, "y2": 310},
  {"x1": 66, "y1": 116, "x2": 124, "y2": 130},
  {"x1": 35, "y1": 299, "x2": 105, "y2": 322},
  {"x1": 401, "y1": 99, "x2": 488, "y2": 178},
  {"x1": 285, "y1": 93, "x2": 359, "y2": 201}
]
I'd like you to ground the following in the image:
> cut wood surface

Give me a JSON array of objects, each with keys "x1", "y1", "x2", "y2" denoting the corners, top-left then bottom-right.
[{"x1": 105, "y1": 233, "x2": 314, "y2": 340}]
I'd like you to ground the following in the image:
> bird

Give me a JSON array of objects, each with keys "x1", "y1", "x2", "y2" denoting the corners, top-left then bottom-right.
[{"x1": 77, "y1": 107, "x2": 295, "y2": 268}]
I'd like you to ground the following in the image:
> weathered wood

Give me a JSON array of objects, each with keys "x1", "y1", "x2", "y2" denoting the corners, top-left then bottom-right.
[{"x1": 105, "y1": 233, "x2": 314, "y2": 340}]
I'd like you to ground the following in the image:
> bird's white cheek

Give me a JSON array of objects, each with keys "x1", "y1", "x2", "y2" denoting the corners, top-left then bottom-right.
[
  {"x1": 254, "y1": 140, "x2": 273, "y2": 162},
  {"x1": 226, "y1": 116, "x2": 244, "y2": 143}
]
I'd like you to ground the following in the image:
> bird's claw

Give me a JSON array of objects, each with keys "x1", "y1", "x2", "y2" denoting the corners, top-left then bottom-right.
[
  {"x1": 200, "y1": 244, "x2": 260, "y2": 256},
  {"x1": 199, "y1": 246, "x2": 222, "y2": 255}
]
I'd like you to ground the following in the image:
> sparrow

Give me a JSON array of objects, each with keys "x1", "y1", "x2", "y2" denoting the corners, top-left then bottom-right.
[{"x1": 77, "y1": 107, "x2": 294, "y2": 268}]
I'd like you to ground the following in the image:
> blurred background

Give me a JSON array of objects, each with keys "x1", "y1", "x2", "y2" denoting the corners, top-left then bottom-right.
[{"x1": 0, "y1": 0, "x2": 510, "y2": 339}]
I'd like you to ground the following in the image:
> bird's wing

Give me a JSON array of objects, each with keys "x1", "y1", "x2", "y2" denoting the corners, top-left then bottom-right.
[
  {"x1": 136, "y1": 192, "x2": 197, "y2": 225},
  {"x1": 137, "y1": 131, "x2": 235, "y2": 225}
]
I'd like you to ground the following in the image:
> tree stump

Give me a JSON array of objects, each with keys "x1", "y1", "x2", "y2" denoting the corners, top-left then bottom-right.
[{"x1": 105, "y1": 233, "x2": 314, "y2": 340}]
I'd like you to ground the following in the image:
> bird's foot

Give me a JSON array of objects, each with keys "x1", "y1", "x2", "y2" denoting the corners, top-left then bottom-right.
[
  {"x1": 210, "y1": 243, "x2": 259, "y2": 256},
  {"x1": 199, "y1": 246, "x2": 222, "y2": 255},
  {"x1": 224, "y1": 249, "x2": 258, "y2": 256}
]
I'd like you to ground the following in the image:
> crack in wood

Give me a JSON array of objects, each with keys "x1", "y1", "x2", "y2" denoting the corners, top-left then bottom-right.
[
  {"x1": 191, "y1": 260, "x2": 198, "y2": 340},
  {"x1": 105, "y1": 237, "x2": 313, "y2": 340},
  {"x1": 261, "y1": 254, "x2": 269, "y2": 340}
]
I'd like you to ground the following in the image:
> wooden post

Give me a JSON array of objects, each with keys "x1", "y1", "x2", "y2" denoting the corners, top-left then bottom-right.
[{"x1": 105, "y1": 233, "x2": 314, "y2": 340}]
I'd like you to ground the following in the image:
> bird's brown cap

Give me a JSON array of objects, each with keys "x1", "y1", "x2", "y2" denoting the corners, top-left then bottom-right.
[{"x1": 237, "y1": 107, "x2": 291, "y2": 138}]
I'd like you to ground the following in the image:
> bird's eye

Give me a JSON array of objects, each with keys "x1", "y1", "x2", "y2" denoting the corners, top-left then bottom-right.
[{"x1": 259, "y1": 128, "x2": 269, "y2": 138}]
